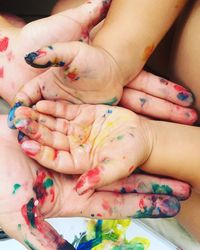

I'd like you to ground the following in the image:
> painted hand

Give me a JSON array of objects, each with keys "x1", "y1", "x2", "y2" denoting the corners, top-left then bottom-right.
[
  {"x1": 0, "y1": 115, "x2": 191, "y2": 249},
  {"x1": 0, "y1": 0, "x2": 111, "y2": 105},
  {"x1": 12, "y1": 100, "x2": 181, "y2": 194},
  {"x1": 121, "y1": 71, "x2": 197, "y2": 125}
]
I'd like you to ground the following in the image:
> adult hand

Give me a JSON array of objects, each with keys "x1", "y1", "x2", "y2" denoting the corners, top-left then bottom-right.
[{"x1": 0, "y1": 115, "x2": 190, "y2": 249}]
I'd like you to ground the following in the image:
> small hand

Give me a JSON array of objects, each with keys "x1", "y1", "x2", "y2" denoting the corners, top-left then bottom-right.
[
  {"x1": 0, "y1": 0, "x2": 111, "y2": 105},
  {"x1": 0, "y1": 116, "x2": 191, "y2": 249}
]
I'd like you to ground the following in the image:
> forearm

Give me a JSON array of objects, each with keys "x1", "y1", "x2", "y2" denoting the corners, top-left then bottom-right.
[
  {"x1": 93, "y1": 0, "x2": 188, "y2": 83},
  {"x1": 142, "y1": 119, "x2": 200, "y2": 190}
]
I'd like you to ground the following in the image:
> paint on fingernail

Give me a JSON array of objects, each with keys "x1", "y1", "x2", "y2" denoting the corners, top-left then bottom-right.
[
  {"x1": 21, "y1": 140, "x2": 41, "y2": 157},
  {"x1": 18, "y1": 131, "x2": 27, "y2": 144},
  {"x1": 14, "y1": 118, "x2": 29, "y2": 129},
  {"x1": 132, "y1": 195, "x2": 180, "y2": 218},
  {"x1": 7, "y1": 102, "x2": 23, "y2": 129},
  {"x1": 177, "y1": 92, "x2": 193, "y2": 103}
]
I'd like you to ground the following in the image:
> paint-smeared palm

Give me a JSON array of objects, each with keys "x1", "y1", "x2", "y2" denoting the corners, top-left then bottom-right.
[
  {"x1": 0, "y1": 115, "x2": 192, "y2": 249},
  {"x1": 13, "y1": 101, "x2": 163, "y2": 194},
  {"x1": 0, "y1": 0, "x2": 111, "y2": 105}
]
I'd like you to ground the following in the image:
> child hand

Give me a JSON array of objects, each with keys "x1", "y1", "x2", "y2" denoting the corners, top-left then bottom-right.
[
  {"x1": 0, "y1": 115, "x2": 190, "y2": 249},
  {"x1": 0, "y1": 0, "x2": 111, "y2": 105},
  {"x1": 14, "y1": 101, "x2": 158, "y2": 194}
]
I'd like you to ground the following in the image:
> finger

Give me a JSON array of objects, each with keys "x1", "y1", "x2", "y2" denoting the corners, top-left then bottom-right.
[
  {"x1": 120, "y1": 88, "x2": 197, "y2": 125},
  {"x1": 82, "y1": 192, "x2": 180, "y2": 219},
  {"x1": 14, "y1": 117, "x2": 70, "y2": 151},
  {"x1": 99, "y1": 174, "x2": 191, "y2": 201},
  {"x1": 24, "y1": 41, "x2": 86, "y2": 69},
  {"x1": 75, "y1": 158, "x2": 137, "y2": 195},
  {"x1": 128, "y1": 70, "x2": 194, "y2": 106},
  {"x1": 22, "y1": 0, "x2": 111, "y2": 50},
  {"x1": 20, "y1": 140, "x2": 84, "y2": 174},
  {"x1": 15, "y1": 106, "x2": 69, "y2": 134},
  {"x1": 0, "y1": 209, "x2": 75, "y2": 250},
  {"x1": 36, "y1": 100, "x2": 81, "y2": 121}
]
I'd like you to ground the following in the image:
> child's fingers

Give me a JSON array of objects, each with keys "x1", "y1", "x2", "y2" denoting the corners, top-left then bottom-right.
[
  {"x1": 14, "y1": 118, "x2": 70, "y2": 151},
  {"x1": 24, "y1": 42, "x2": 86, "y2": 69},
  {"x1": 15, "y1": 106, "x2": 69, "y2": 134},
  {"x1": 120, "y1": 88, "x2": 197, "y2": 125},
  {"x1": 75, "y1": 160, "x2": 132, "y2": 195},
  {"x1": 127, "y1": 70, "x2": 194, "y2": 106},
  {"x1": 99, "y1": 174, "x2": 191, "y2": 201},
  {"x1": 20, "y1": 140, "x2": 84, "y2": 174},
  {"x1": 35, "y1": 100, "x2": 81, "y2": 120},
  {"x1": 82, "y1": 192, "x2": 180, "y2": 219}
]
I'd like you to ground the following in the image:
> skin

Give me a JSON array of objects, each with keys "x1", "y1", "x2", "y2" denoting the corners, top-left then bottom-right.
[
  {"x1": 0, "y1": 115, "x2": 190, "y2": 249},
  {"x1": 0, "y1": 0, "x2": 112, "y2": 105}
]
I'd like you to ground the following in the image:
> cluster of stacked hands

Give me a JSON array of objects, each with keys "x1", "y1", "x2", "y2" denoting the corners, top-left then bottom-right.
[{"x1": 0, "y1": 0, "x2": 200, "y2": 249}]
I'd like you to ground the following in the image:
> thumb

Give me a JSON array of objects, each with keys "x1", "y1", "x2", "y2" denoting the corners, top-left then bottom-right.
[
  {"x1": 0, "y1": 203, "x2": 75, "y2": 250},
  {"x1": 24, "y1": 42, "x2": 87, "y2": 69},
  {"x1": 21, "y1": 0, "x2": 111, "y2": 50}
]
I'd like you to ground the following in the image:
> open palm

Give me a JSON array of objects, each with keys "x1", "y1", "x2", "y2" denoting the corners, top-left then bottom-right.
[{"x1": 0, "y1": 115, "x2": 191, "y2": 249}]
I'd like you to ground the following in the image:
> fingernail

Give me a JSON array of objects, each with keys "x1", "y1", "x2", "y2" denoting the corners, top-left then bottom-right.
[
  {"x1": 75, "y1": 167, "x2": 101, "y2": 195},
  {"x1": 21, "y1": 140, "x2": 40, "y2": 157},
  {"x1": 14, "y1": 118, "x2": 29, "y2": 130},
  {"x1": 133, "y1": 195, "x2": 180, "y2": 218},
  {"x1": 177, "y1": 92, "x2": 193, "y2": 104},
  {"x1": 18, "y1": 131, "x2": 28, "y2": 144},
  {"x1": 7, "y1": 102, "x2": 23, "y2": 129}
]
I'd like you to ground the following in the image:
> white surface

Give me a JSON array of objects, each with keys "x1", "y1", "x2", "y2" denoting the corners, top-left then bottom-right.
[{"x1": 0, "y1": 218, "x2": 179, "y2": 250}]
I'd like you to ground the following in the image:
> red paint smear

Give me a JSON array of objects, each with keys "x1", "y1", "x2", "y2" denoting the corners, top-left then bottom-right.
[
  {"x1": 23, "y1": 148, "x2": 39, "y2": 157},
  {"x1": 174, "y1": 84, "x2": 187, "y2": 92},
  {"x1": 33, "y1": 171, "x2": 47, "y2": 205},
  {"x1": 36, "y1": 49, "x2": 47, "y2": 58},
  {"x1": 0, "y1": 67, "x2": 4, "y2": 78},
  {"x1": 0, "y1": 37, "x2": 9, "y2": 52},
  {"x1": 102, "y1": 200, "x2": 112, "y2": 216},
  {"x1": 53, "y1": 150, "x2": 59, "y2": 160},
  {"x1": 76, "y1": 167, "x2": 101, "y2": 191},
  {"x1": 96, "y1": 213, "x2": 102, "y2": 217},
  {"x1": 21, "y1": 204, "x2": 30, "y2": 226},
  {"x1": 6, "y1": 51, "x2": 14, "y2": 61},
  {"x1": 50, "y1": 188, "x2": 55, "y2": 203},
  {"x1": 67, "y1": 71, "x2": 80, "y2": 81},
  {"x1": 139, "y1": 198, "x2": 145, "y2": 210}
]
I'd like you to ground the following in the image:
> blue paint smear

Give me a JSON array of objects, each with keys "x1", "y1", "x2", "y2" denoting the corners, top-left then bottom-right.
[{"x1": 7, "y1": 102, "x2": 23, "y2": 129}]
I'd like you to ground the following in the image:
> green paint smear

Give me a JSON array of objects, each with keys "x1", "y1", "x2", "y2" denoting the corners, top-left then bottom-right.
[
  {"x1": 43, "y1": 178, "x2": 54, "y2": 189},
  {"x1": 18, "y1": 224, "x2": 22, "y2": 231},
  {"x1": 77, "y1": 220, "x2": 150, "y2": 250},
  {"x1": 24, "y1": 239, "x2": 38, "y2": 250},
  {"x1": 152, "y1": 184, "x2": 173, "y2": 195},
  {"x1": 12, "y1": 183, "x2": 21, "y2": 194},
  {"x1": 116, "y1": 135, "x2": 124, "y2": 140},
  {"x1": 103, "y1": 97, "x2": 118, "y2": 106}
]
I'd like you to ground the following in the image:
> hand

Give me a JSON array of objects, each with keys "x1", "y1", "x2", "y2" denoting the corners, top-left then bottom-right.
[
  {"x1": 0, "y1": 0, "x2": 111, "y2": 105},
  {"x1": 0, "y1": 115, "x2": 191, "y2": 250},
  {"x1": 11, "y1": 100, "x2": 187, "y2": 194}
]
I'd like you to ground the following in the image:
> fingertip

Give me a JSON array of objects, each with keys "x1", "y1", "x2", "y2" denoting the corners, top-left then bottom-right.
[
  {"x1": 7, "y1": 102, "x2": 23, "y2": 129},
  {"x1": 21, "y1": 140, "x2": 41, "y2": 157}
]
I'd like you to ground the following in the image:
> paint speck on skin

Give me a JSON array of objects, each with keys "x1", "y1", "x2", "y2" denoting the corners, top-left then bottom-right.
[
  {"x1": 142, "y1": 44, "x2": 154, "y2": 61},
  {"x1": 103, "y1": 97, "x2": 118, "y2": 106},
  {"x1": 24, "y1": 239, "x2": 38, "y2": 250},
  {"x1": 116, "y1": 135, "x2": 124, "y2": 140},
  {"x1": 48, "y1": 45, "x2": 54, "y2": 50},
  {"x1": 139, "y1": 98, "x2": 147, "y2": 108},
  {"x1": 66, "y1": 69, "x2": 80, "y2": 81},
  {"x1": 152, "y1": 183, "x2": 173, "y2": 195},
  {"x1": 159, "y1": 78, "x2": 168, "y2": 85},
  {"x1": 0, "y1": 67, "x2": 4, "y2": 78},
  {"x1": 18, "y1": 224, "x2": 22, "y2": 230},
  {"x1": 12, "y1": 183, "x2": 21, "y2": 194},
  {"x1": 0, "y1": 37, "x2": 9, "y2": 52}
]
